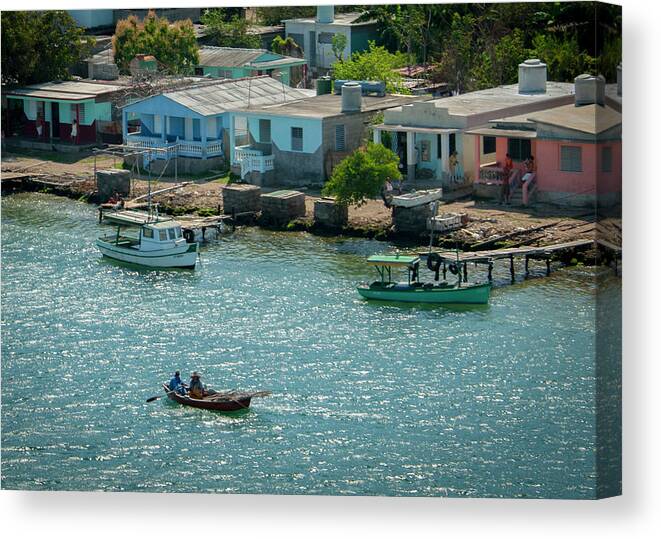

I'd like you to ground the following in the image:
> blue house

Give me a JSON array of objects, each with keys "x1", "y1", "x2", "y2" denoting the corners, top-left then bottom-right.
[{"x1": 122, "y1": 76, "x2": 314, "y2": 174}]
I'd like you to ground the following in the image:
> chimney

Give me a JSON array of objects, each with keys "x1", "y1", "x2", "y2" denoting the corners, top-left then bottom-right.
[
  {"x1": 316, "y1": 5, "x2": 335, "y2": 24},
  {"x1": 616, "y1": 63, "x2": 622, "y2": 96},
  {"x1": 574, "y1": 74, "x2": 605, "y2": 106},
  {"x1": 518, "y1": 59, "x2": 547, "y2": 94},
  {"x1": 341, "y1": 82, "x2": 362, "y2": 113}
]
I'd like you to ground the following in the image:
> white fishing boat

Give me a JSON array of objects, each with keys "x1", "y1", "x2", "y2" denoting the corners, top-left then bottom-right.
[{"x1": 96, "y1": 218, "x2": 198, "y2": 269}]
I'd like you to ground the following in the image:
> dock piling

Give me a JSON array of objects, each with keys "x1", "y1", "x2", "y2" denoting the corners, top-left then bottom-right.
[{"x1": 509, "y1": 255, "x2": 515, "y2": 282}]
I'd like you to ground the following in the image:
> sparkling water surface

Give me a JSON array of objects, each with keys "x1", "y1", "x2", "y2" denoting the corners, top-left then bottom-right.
[{"x1": 1, "y1": 193, "x2": 620, "y2": 497}]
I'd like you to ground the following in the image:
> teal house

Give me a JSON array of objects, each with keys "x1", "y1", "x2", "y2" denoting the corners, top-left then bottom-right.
[
  {"x1": 122, "y1": 76, "x2": 314, "y2": 173},
  {"x1": 194, "y1": 46, "x2": 307, "y2": 87},
  {"x1": 4, "y1": 80, "x2": 126, "y2": 147}
]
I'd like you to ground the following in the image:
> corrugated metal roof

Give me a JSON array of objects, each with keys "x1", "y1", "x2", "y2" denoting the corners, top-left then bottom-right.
[
  {"x1": 197, "y1": 46, "x2": 267, "y2": 68},
  {"x1": 162, "y1": 76, "x2": 315, "y2": 116},
  {"x1": 6, "y1": 80, "x2": 125, "y2": 100}
]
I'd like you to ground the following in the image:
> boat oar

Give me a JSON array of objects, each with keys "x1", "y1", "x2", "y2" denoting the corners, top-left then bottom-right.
[{"x1": 146, "y1": 389, "x2": 175, "y2": 403}]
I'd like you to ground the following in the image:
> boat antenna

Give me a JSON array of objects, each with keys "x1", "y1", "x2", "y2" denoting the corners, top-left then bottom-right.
[
  {"x1": 455, "y1": 242, "x2": 461, "y2": 288},
  {"x1": 428, "y1": 201, "x2": 438, "y2": 254}
]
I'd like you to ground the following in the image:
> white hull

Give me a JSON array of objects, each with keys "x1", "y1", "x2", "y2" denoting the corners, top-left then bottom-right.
[{"x1": 96, "y1": 239, "x2": 198, "y2": 268}]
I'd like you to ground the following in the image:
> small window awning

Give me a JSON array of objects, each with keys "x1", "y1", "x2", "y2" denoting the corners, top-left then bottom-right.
[
  {"x1": 367, "y1": 254, "x2": 420, "y2": 267},
  {"x1": 373, "y1": 123, "x2": 459, "y2": 135},
  {"x1": 465, "y1": 126, "x2": 537, "y2": 139}
]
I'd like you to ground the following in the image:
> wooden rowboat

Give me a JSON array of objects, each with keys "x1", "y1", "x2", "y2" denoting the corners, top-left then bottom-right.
[{"x1": 161, "y1": 384, "x2": 270, "y2": 412}]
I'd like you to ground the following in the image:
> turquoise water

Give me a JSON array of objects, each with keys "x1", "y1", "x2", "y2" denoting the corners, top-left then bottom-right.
[{"x1": 1, "y1": 193, "x2": 621, "y2": 498}]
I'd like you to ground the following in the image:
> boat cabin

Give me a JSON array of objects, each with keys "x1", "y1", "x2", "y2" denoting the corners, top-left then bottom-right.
[
  {"x1": 138, "y1": 221, "x2": 185, "y2": 251},
  {"x1": 367, "y1": 254, "x2": 420, "y2": 285}
]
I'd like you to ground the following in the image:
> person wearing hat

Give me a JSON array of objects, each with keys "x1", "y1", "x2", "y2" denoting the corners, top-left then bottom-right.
[
  {"x1": 188, "y1": 371, "x2": 206, "y2": 399},
  {"x1": 168, "y1": 370, "x2": 186, "y2": 395}
]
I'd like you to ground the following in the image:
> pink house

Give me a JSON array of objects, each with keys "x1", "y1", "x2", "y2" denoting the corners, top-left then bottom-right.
[{"x1": 469, "y1": 75, "x2": 622, "y2": 207}]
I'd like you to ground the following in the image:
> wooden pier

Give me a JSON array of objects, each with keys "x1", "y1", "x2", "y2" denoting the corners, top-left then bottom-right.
[{"x1": 418, "y1": 239, "x2": 615, "y2": 282}]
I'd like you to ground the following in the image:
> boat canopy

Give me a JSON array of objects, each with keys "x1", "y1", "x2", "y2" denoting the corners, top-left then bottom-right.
[{"x1": 367, "y1": 254, "x2": 420, "y2": 268}]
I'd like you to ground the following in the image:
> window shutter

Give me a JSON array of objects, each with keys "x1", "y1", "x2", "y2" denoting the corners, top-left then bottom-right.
[
  {"x1": 560, "y1": 146, "x2": 582, "y2": 172},
  {"x1": 601, "y1": 147, "x2": 613, "y2": 173},
  {"x1": 291, "y1": 127, "x2": 303, "y2": 151},
  {"x1": 335, "y1": 124, "x2": 345, "y2": 151}
]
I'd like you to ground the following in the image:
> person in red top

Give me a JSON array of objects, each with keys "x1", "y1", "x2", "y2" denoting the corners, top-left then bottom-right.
[{"x1": 501, "y1": 153, "x2": 514, "y2": 204}]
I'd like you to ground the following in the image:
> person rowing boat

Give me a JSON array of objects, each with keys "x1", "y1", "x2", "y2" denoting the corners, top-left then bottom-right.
[{"x1": 168, "y1": 370, "x2": 188, "y2": 395}]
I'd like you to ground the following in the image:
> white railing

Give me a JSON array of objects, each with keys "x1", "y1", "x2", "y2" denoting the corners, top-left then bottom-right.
[
  {"x1": 234, "y1": 145, "x2": 274, "y2": 179},
  {"x1": 126, "y1": 134, "x2": 223, "y2": 159}
]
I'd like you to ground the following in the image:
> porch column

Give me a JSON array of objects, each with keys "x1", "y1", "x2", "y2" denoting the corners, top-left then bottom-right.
[
  {"x1": 229, "y1": 114, "x2": 236, "y2": 164},
  {"x1": 474, "y1": 135, "x2": 481, "y2": 183},
  {"x1": 184, "y1": 117, "x2": 193, "y2": 141},
  {"x1": 122, "y1": 110, "x2": 129, "y2": 143},
  {"x1": 201, "y1": 118, "x2": 207, "y2": 159},
  {"x1": 440, "y1": 133, "x2": 450, "y2": 173},
  {"x1": 161, "y1": 114, "x2": 167, "y2": 142},
  {"x1": 406, "y1": 130, "x2": 416, "y2": 182},
  {"x1": 373, "y1": 128, "x2": 381, "y2": 145}
]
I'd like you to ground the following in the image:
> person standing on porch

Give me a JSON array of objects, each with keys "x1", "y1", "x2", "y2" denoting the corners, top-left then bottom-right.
[
  {"x1": 449, "y1": 151, "x2": 458, "y2": 175},
  {"x1": 501, "y1": 153, "x2": 514, "y2": 204},
  {"x1": 36, "y1": 114, "x2": 44, "y2": 139},
  {"x1": 70, "y1": 119, "x2": 78, "y2": 144}
]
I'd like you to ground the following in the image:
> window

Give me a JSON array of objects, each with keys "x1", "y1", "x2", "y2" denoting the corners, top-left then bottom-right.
[
  {"x1": 168, "y1": 229, "x2": 176, "y2": 240},
  {"x1": 483, "y1": 136, "x2": 496, "y2": 154},
  {"x1": 175, "y1": 227, "x2": 182, "y2": 239},
  {"x1": 291, "y1": 127, "x2": 303, "y2": 151},
  {"x1": 601, "y1": 146, "x2": 613, "y2": 173},
  {"x1": 335, "y1": 124, "x2": 345, "y2": 152},
  {"x1": 318, "y1": 32, "x2": 335, "y2": 44},
  {"x1": 437, "y1": 134, "x2": 443, "y2": 159},
  {"x1": 159, "y1": 230, "x2": 168, "y2": 241},
  {"x1": 78, "y1": 103, "x2": 86, "y2": 123},
  {"x1": 143, "y1": 228, "x2": 154, "y2": 239},
  {"x1": 193, "y1": 119, "x2": 201, "y2": 141},
  {"x1": 560, "y1": 146, "x2": 582, "y2": 172},
  {"x1": 259, "y1": 119, "x2": 271, "y2": 143},
  {"x1": 449, "y1": 133, "x2": 456, "y2": 155},
  {"x1": 420, "y1": 140, "x2": 431, "y2": 162},
  {"x1": 194, "y1": 67, "x2": 204, "y2": 76},
  {"x1": 507, "y1": 138, "x2": 532, "y2": 161}
]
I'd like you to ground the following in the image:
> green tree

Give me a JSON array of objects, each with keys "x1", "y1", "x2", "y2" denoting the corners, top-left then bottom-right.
[
  {"x1": 322, "y1": 143, "x2": 401, "y2": 207},
  {"x1": 332, "y1": 42, "x2": 408, "y2": 94},
  {"x1": 256, "y1": 6, "x2": 315, "y2": 26},
  {"x1": 271, "y1": 35, "x2": 303, "y2": 57},
  {"x1": 331, "y1": 33, "x2": 347, "y2": 63},
  {"x1": 113, "y1": 11, "x2": 199, "y2": 75},
  {"x1": 529, "y1": 33, "x2": 596, "y2": 82},
  {"x1": 471, "y1": 28, "x2": 528, "y2": 89},
  {"x1": 202, "y1": 10, "x2": 261, "y2": 49},
  {"x1": 1, "y1": 10, "x2": 93, "y2": 85}
]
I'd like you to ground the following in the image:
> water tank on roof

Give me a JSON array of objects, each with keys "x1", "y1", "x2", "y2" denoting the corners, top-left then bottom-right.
[
  {"x1": 316, "y1": 5, "x2": 335, "y2": 24},
  {"x1": 341, "y1": 82, "x2": 362, "y2": 113},
  {"x1": 574, "y1": 74, "x2": 605, "y2": 106},
  {"x1": 317, "y1": 76, "x2": 332, "y2": 95},
  {"x1": 518, "y1": 59, "x2": 547, "y2": 94}
]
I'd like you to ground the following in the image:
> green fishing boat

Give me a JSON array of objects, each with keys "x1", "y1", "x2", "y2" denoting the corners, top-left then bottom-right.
[{"x1": 356, "y1": 254, "x2": 491, "y2": 304}]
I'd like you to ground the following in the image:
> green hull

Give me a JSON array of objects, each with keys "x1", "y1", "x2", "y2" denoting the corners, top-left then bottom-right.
[{"x1": 357, "y1": 282, "x2": 491, "y2": 304}]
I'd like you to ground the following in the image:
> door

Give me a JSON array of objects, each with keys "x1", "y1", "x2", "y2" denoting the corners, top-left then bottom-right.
[
  {"x1": 308, "y1": 31, "x2": 316, "y2": 68},
  {"x1": 51, "y1": 102, "x2": 60, "y2": 138},
  {"x1": 397, "y1": 132, "x2": 408, "y2": 168}
]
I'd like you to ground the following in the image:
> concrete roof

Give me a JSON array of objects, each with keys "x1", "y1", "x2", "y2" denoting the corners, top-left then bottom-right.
[
  {"x1": 284, "y1": 12, "x2": 376, "y2": 27},
  {"x1": 235, "y1": 93, "x2": 427, "y2": 119},
  {"x1": 5, "y1": 80, "x2": 125, "y2": 100},
  {"x1": 526, "y1": 103, "x2": 621, "y2": 135},
  {"x1": 159, "y1": 76, "x2": 315, "y2": 116},
  {"x1": 422, "y1": 82, "x2": 575, "y2": 117}
]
